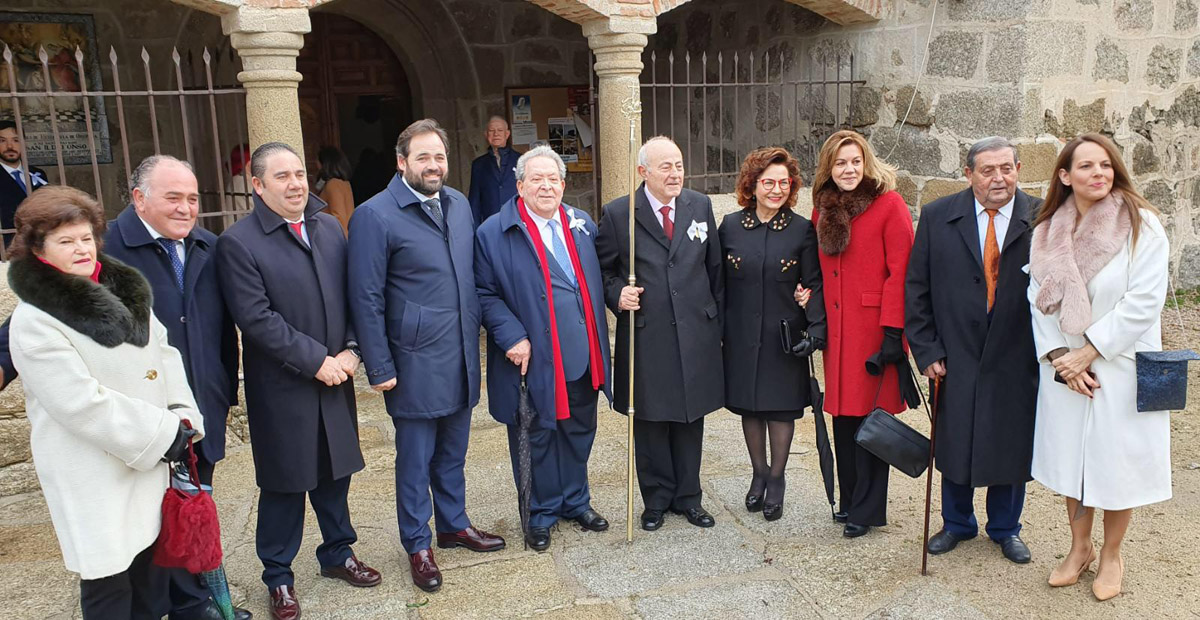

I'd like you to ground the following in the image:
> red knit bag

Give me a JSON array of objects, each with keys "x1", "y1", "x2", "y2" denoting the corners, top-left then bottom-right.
[{"x1": 153, "y1": 420, "x2": 223, "y2": 573}]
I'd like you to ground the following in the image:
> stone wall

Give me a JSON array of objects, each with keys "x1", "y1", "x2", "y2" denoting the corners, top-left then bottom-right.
[{"x1": 651, "y1": 0, "x2": 1200, "y2": 284}]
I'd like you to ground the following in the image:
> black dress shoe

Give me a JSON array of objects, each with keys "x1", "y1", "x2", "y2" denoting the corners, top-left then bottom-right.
[
  {"x1": 833, "y1": 511, "x2": 848, "y2": 524},
  {"x1": 671, "y1": 507, "x2": 716, "y2": 528},
  {"x1": 843, "y1": 522, "x2": 871, "y2": 538},
  {"x1": 525, "y1": 527, "x2": 551, "y2": 551},
  {"x1": 745, "y1": 492, "x2": 764, "y2": 512},
  {"x1": 762, "y1": 502, "x2": 783, "y2": 521},
  {"x1": 996, "y1": 535, "x2": 1032, "y2": 564},
  {"x1": 641, "y1": 509, "x2": 665, "y2": 531},
  {"x1": 574, "y1": 509, "x2": 609, "y2": 532},
  {"x1": 927, "y1": 529, "x2": 974, "y2": 555},
  {"x1": 175, "y1": 600, "x2": 253, "y2": 620}
]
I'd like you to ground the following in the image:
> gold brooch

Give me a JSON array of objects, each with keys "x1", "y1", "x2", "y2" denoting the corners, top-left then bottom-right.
[
  {"x1": 780, "y1": 258, "x2": 798, "y2": 272},
  {"x1": 145, "y1": 369, "x2": 158, "y2": 380},
  {"x1": 727, "y1": 253, "x2": 743, "y2": 270}
]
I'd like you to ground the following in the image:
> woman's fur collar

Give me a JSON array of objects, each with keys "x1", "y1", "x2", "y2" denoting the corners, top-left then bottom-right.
[
  {"x1": 8, "y1": 253, "x2": 152, "y2": 347},
  {"x1": 1030, "y1": 191, "x2": 1131, "y2": 336},
  {"x1": 814, "y1": 179, "x2": 880, "y2": 255}
]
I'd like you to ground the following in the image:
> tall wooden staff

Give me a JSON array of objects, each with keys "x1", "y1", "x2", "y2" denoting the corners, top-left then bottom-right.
[{"x1": 620, "y1": 86, "x2": 641, "y2": 543}]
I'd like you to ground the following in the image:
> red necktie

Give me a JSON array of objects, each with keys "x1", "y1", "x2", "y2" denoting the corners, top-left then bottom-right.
[
  {"x1": 288, "y1": 222, "x2": 304, "y2": 238},
  {"x1": 983, "y1": 209, "x2": 999, "y2": 311},
  {"x1": 659, "y1": 205, "x2": 674, "y2": 240}
]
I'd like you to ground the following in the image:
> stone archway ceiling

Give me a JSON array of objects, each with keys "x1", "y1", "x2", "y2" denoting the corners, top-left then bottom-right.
[
  {"x1": 782, "y1": 0, "x2": 881, "y2": 25},
  {"x1": 523, "y1": 0, "x2": 695, "y2": 24}
]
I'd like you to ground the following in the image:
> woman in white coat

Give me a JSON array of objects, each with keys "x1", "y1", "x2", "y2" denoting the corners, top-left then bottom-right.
[
  {"x1": 6, "y1": 186, "x2": 204, "y2": 619},
  {"x1": 1028, "y1": 134, "x2": 1168, "y2": 601}
]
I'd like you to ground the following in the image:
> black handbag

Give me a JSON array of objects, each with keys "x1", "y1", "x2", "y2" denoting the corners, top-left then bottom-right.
[{"x1": 854, "y1": 364, "x2": 934, "y2": 479}]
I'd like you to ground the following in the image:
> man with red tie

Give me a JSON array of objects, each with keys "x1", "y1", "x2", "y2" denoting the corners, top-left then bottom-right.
[{"x1": 217, "y1": 142, "x2": 380, "y2": 620}]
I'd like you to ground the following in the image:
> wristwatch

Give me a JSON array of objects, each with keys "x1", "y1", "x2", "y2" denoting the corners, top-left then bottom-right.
[{"x1": 346, "y1": 340, "x2": 362, "y2": 360}]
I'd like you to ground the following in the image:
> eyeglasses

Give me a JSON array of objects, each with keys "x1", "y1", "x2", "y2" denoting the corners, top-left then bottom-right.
[{"x1": 759, "y1": 178, "x2": 793, "y2": 191}]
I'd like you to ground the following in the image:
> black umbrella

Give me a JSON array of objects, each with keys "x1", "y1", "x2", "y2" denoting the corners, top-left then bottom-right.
[
  {"x1": 808, "y1": 356, "x2": 836, "y2": 519},
  {"x1": 516, "y1": 375, "x2": 534, "y2": 549}
]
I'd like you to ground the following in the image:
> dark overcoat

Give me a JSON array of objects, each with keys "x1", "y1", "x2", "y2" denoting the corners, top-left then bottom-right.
[
  {"x1": 475, "y1": 197, "x2": 613, "y2": 430},
  {"x1": 216, "y1": 193, "x2": 363, "y2": 493},
  {"x1": 347, "y1": 174, "x2": 481, "y2": 418},
  {"x1": 719, "y1": 208, "x2": 826, "y2": 413},
  {"x1": 105, "y1": 205, "x2": 239, "y2": 464},
  {"x1": 905, "y1": 188, "x2": 1041, "y2": 488},
  {"x1": 595, "y1": 185, "x2": 724, "y2": 423},
  {"x1": 467, "y1": 146, "x2": 519, "y2": 225}
]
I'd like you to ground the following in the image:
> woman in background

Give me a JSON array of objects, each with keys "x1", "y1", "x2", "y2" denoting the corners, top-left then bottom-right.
[{"x1": 316, "y1": 146, "x2": 356, "y2": 236}]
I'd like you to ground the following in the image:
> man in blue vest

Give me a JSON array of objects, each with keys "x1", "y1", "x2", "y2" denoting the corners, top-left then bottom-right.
[
  {"x1": 467, "y1": 116, "x2": 519, "y2": 225},
  {"x1": 474, "y1": 146, "x2": 612, "y2": 551}
]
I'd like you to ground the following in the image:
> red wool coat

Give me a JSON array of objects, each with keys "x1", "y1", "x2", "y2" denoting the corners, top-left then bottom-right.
[{"x1": 812, "y1": 190, "x2": 914, "y2": 417}]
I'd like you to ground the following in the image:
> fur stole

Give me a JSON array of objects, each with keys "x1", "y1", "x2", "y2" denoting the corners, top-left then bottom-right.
[
  {"x1": 813, "y1": 179, "x2": 880, "y2": 255},
  {"x1": 1030, "y1": 191, "x2": 1131, "y2": 336},
  {"x1": 7, "y1": 253, "x2": 153, "y2": 347}
]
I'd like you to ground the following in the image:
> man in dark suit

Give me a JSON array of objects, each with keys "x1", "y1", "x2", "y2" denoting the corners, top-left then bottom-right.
[
  {"x1": 595, "y1": 136, "x2": 724, "y2": 531},
  {"x1": 905, "y1": 136, "x2": 1041, "y2": 565},
  {"x1": 348, "y1": 119, "x2": 503, "y2": 594},
  {"x1": 0, "y1": 120, "x2": 48, "y2": 249},
  {"x1": 467, "y1": 116, "x2": 519, "y2": 225},
  {"x1": 475, "y1": 146, "x2": 612, "y2": 552},
  {"x1": 217, "y1": 142, "x2": 380, "y2": 620}
]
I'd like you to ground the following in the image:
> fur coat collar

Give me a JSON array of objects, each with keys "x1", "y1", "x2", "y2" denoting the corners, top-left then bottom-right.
[
  {"x1": 813, "y1": 179, "x2": 880, "y2": 255},
  {"x1": 1030, "y1": 191, "x2": 1131, "y2": 336},
  {"x1": 7, "y1": 253, "x2": 153, "y2": 347}
]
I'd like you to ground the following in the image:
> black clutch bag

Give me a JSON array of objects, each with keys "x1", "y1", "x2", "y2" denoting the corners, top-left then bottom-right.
[{"x1": 853, "y1": 364, "x2": 934, "y2": 479}]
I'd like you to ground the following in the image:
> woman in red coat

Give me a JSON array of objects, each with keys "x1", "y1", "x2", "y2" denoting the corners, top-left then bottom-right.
[{"x1": 811, "y1": 130, "x2": 914, "y2": 538}]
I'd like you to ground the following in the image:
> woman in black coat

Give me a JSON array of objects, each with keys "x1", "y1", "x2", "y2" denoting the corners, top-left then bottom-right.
[{"x1": 719, "y1": 147, "x2": 826, "y2": 521}]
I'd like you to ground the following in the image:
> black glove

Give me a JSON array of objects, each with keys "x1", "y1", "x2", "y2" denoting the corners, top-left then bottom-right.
[
  {"x1": 162, "y1": 421, "x2": 198, "y2": 463},
  {"x1": 865, "y1": 327, "x2": 905, "y2": 375},
  {"x1": 790, "y1": 337, "x2": 815, "y2": 358}
]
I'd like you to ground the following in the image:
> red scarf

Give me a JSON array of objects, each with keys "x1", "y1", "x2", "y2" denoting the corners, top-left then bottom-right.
[
  {"x1": 516, "y1": 199, "x2": 606, "y2": 419},
  {"x1": 38, "y1": 255, "x2": 102, "y2": 283}
]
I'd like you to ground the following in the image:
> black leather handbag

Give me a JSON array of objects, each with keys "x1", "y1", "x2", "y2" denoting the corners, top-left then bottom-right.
[{"x1": 853, "y1": 365, "x2": 933, "y2": 479}]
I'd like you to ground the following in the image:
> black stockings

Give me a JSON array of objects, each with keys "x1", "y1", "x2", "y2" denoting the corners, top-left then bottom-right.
[{"x1": 742, "y1": 418, "x2": 796, "y2": 499}]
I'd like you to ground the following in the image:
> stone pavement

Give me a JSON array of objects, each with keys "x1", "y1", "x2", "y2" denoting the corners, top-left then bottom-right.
[{"x1": 3, "y1": 346, "x2": 1200, "y2": 619}]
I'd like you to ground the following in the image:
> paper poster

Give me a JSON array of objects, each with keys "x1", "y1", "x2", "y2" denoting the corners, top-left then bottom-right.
[
  {"x1": 510, "y1": 122, "x2": 536, "y2": 146},
  {"x1": 512, "y1": 95, "x2": 532, "y2": 123},
  {"x1": 547, "y1": 117, "x2": 578, "y2": 163}
]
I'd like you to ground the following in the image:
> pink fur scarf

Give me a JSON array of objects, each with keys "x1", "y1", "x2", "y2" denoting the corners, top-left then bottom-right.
[{"x1": 1030, "y1": 191, "x2": 1131, "y2": 335}]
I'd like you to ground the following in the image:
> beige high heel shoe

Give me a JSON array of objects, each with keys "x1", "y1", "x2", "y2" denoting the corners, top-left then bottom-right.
[
  {"x1": 1093, "y1": 555, "x2": 1124, "y2": 601},
  {"x1": 1048, "y1": 547, "x2": 1096, "y2": 587}
]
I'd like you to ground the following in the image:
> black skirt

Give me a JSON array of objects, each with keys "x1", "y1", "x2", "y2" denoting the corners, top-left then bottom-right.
[{"x1": 727, "y1": 406, "x2": 806, "y2": 421}]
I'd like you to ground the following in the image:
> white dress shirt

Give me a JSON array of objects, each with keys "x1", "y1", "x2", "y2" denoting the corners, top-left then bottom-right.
[
  {"x1": 137, "y1": 215, "x2": 187, "y2": 263},
  {"x1": 523, "y1": 202, "x2": 568, "y2": 257},
  {"x1": 1, "y1": 161, "x2": 44, "y2": 191},
  {"x1": 975, "y1": 196, "x2": 1014, "y2": 255},
  {"x1": 282, "y1": 216, "x2": 309, "y2": 246},
  {"x1": 644, "y1": 185, "x2": 676, "y2": 232}
]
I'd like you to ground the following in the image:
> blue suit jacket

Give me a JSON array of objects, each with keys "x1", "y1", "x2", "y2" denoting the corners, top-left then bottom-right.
[
  {"x1": 467, "y1": 147, "x2": 519, "y2": 226},
  {"x1": 348, "y1": 174, "x2": 481, "y2": 419},
  {"x1": 104, "y1": 206, "x2": 239, "y2": 464},
  {"x1": 474, "y1": 197, "x2": 612, "y2": 430}
]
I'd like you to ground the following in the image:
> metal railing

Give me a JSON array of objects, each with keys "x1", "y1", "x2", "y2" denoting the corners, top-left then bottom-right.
[
  {"x1": 640, "y1": 49, "x2": 865, "y2": 194},
  {"x1": 1, "y1": 42, "x2": 250, "y2": 259}
]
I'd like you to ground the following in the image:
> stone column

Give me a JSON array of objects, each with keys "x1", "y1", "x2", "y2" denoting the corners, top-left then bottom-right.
[
  {"x1": 222, "y1": 7, "x2": 310, "y2": 154},
  {"x1": 585, "y1": 18, "x2": 655, "y2": 205}
]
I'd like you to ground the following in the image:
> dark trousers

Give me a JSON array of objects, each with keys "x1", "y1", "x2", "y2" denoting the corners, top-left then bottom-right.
[
  {"x1": 392, "y1": 405, "x2": 472, "y2": 553},
  {"x1": 256, "y1": 421, "x2": 357, "y2": 588},
  {"x1": 634, "y1": 416, "x2": 705, "y2": 512},
  {"x1": 941, "y1": 478, "x2": 1026, "y2": 540},
  {"x1": 80, "y1": 544, "x2": 167, "y2": 620},
  {"x1": 831, "y1": 415, "x2": 890, "y2": 526},
  {"x1": 168, "y1": 459, "x2": 217, "y2": 618},
  {"x1": 506, "y1": 375, "x2": 599, "y2": 529}
]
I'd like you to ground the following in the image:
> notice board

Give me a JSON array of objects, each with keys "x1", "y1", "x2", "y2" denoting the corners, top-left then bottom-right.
[{"x1": 506, "y1": 85, "x2": 594, "y2": 173}]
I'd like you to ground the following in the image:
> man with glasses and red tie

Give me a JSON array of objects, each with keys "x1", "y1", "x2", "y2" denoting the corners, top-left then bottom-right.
[
  {"x1": 0, "y1": 120, "x2": 48, "y2": 249},
  {"x1": 596, "y1": 136, "x2": 725, "y2": 532}
]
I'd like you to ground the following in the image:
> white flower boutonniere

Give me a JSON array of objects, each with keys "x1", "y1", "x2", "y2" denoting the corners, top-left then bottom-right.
[
  {"x1": 30, "y1": 171, "x2": 47, "y2": 188},
  {"x1": 687, "y1": 219, "x2": 708, "y2": 242},
  {"x1": 566, "y1": 208, "x2": 589, "y2": 235}
]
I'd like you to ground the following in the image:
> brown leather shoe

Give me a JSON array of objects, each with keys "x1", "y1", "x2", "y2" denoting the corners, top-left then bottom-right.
[
  {"x1": 268, "y1": 585, "x2": 300, "y2": 620},
  {"x1": 435, "y1": 526, "x2": 506, "y2": 552},
  {"x1": 408, "y1": 548, "x2": 442, "y2": 592},
  {"x1": 320, "y1": 554, "x2": 382, "y2": 587}
]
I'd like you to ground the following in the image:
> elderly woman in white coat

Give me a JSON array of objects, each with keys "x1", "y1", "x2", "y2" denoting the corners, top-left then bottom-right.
[
  {"x1": 1028, "y1": 134, "x2": 1168, "y2": 602},
  {"x1": 6, "y1": 186, "x2": 203, "y2": 619}
]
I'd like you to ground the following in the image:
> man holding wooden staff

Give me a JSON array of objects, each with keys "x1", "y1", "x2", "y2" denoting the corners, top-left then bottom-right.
[{"x1": 596, "y1": 136, "x2": 724, "y2": 531}]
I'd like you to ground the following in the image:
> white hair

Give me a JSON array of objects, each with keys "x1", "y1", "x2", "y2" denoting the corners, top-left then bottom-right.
[
  {"x1": 515, "y1": 146, "x2": 567, "y2": 181},
  {"x1": 486, "y1": 115, "x2": 509, "y2": 129},
  {"x1": 637, "y1": 136, "x2": 677, "y2": 167}
]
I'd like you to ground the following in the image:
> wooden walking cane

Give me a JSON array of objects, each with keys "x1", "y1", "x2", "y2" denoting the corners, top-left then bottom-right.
[
  {"x1": 620, "y1": 86, "x2": 642, "y2": 544},
  {"x1": 921, "y1": 376, "x2": 942, "y2": 576}
]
